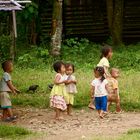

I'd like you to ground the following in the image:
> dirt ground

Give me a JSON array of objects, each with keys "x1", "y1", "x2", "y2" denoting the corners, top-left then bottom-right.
[{"x1": 10, "y1": 108, "x2": 140, "y2": 140}]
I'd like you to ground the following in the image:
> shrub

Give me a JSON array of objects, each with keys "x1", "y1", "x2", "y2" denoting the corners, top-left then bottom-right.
[{"x1": 0, "y1": 35, "x2": 12, "y2": 62}]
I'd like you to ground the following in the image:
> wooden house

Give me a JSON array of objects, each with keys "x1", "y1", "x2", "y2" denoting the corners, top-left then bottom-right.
[{"x1": 39, "y1": 0, "x2": 140, "y2": 43}]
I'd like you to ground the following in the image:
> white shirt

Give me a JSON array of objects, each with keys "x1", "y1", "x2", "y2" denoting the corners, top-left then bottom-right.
[
  {"x1": 66, "y1": 75, "x2": 77, "y2": 94},
  {"x1": 97, "y1": 57, "x2": 110, "y2": 68},
  {"x1": 0, "y1": 72, "x2": 12, "y2": 92},
  {"x1": 91, "y1": 78, "x2": 108, "y2": 97}
]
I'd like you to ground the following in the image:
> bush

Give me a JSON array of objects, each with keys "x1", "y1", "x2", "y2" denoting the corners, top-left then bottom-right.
[{"x1": 0, "y1": 35, "x2": 12, "y2": 62}]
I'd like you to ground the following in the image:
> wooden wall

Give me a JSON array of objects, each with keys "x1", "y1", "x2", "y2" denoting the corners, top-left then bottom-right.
[
  {"x1": 122, "y1": 0, "x2": 140, "y2": 42},
  {"x1": 63, "y1": 0, "x2": 109, "y2": 41}
]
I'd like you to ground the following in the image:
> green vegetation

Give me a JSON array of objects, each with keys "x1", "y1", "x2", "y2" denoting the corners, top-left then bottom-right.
[
  {"x1": 91, "y1": 129, "x2": 140, "y2": 140},
  {"x1": 0, "y1": 124, "x2": 31, "y2": 139},
  {"x1": 0, "y1": 38, "x2": 140, "y2": 111}
]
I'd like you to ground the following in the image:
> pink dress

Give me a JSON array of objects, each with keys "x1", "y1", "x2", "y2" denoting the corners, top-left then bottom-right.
[{"x1": 50, "y1": 73, "x2": 67, "y2": 111}]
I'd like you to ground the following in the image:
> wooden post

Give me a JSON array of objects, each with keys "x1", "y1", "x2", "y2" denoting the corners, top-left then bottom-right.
[
  {"x1": 51, "y1": 0, "x2": 63, "y2": 56},
  {"x1": 10, "y1": 10, "x2": 17, "y2": 61}
]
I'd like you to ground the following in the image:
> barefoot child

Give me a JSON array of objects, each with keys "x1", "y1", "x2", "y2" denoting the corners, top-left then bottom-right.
[
  {"x1": 88, "y1": 45, "x2": 113, "y2": 109},
  {"x1": 65, "y1": 63, "x2": 77, "y2": 115},
  {"x1": 90, "y1": 67, "x2": 110, "y2": 118},
  {"x1": 50, "y1": 61, "x2": 68, "y2": 120},
  {"x1": 107, "y1": 68, "x2": 121, "y2": 112},
  {"x1": 0, "y1": 60, "x2": 20, "y2": 122}
]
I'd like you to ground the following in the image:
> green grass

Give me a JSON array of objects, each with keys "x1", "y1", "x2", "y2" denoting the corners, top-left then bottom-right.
[
  {"x1": 0, "y1": 40, "x2": 140, "y2": 111},
  {"x1": 0, "y1": 124, "x2": 31, "y2": 139},
  {"x1": 90, "y1": 129, "x2": 140, "y2": 140},
  {"x1": 0, "y1": 67, "x2": 138, "y2": 111}
]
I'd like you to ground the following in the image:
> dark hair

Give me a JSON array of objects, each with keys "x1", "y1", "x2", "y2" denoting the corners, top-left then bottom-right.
[
  {"x1": 53, "y1": 61, "x2": 65, "y2": 72},
  {"x1": 95, "y1": 66, "x2": 105, "y2": 82},
  {"x1": 2, "y1": 60, "x2": 12, "y2": 72},
  {"x1": 65, "y1": 63, "x2": 75, "y2": 72},
  {"x1": 100, "y1": 45, "x2": 112, "y2": 58}
]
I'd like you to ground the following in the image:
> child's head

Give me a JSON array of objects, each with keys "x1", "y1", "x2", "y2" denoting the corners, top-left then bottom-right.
[
  {"x1": 65, "y1": 63, "x2": 74, "y2": 75},
  {"x1": 101, "y1": 45, "x2": 113, "y2": 59},
  {"x1": 111, "y1": 68, "x2": 119, "y2": 79},
  {"x1": 2, "y1": 60, "x2": 13, "y2": 73},
  {"x1": 53, "y1": 61, "x2": 65, "y2": 74},
  {"x1": 94, "y1": 66, "x2": 105, "y2": 82}
]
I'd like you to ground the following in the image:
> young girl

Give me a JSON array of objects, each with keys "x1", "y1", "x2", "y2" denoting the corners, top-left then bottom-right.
[
  {"x1": 97, "y1": 45, "x2": 113, "y2": 78},
  {"x1": 90, "y1": 66, "x2": 110, "y2": 118},
  {"x1": 65, "y1": 63, "x2": 77, "y2": 116},
  {"x1": 0, "y1": 60, "x2": 20, "y2": 122},
  {"x1": 50, "y1": 61, "x2": 68, "y2": 120},
  {"x1": 88, "y1": 46, "x2": 113, "y2": 109}
]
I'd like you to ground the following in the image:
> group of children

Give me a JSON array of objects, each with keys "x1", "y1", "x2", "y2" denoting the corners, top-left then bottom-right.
[{"x1": 0, "y1": 45, "x2": 121, "y2": 122}]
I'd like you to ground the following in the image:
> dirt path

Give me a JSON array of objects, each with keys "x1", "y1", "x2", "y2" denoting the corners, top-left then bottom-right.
[{"x1": 13, "y1": 108, "x2": 140, "y2": 140}]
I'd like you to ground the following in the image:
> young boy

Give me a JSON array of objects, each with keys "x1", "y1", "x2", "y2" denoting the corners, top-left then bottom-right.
[
  {"x1": 0, "y1": 60, "x2": 20, "y2": 122},
  {"x1": 107, "y1": 68, "x2": 121, "y2": 113}
]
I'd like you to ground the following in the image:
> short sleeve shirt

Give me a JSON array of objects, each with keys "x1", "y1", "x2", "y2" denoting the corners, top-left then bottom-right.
[
  {"x1": 91, "y1": 78, "x2": 108, "y2": 97},
  {"x1": 97, "y1": 57, "x2": 110, "y2": 68},
  {"x1": 0, "y1": 72, "x2": 11, "y2": 92}
]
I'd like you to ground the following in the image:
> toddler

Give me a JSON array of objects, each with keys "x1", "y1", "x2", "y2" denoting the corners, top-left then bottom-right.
[
  {"x1": 107, "y1": 68, "x2": 121, "y2": 112},
  {"x1": 65, "y1": 63, "x2": 77, "y2": 115},
  {"x1": 50, "y1": 61, "x2": 68, "y2": 120},
  {"x1": 90, "y1": 66, "x2": 110, "y2": 118}
]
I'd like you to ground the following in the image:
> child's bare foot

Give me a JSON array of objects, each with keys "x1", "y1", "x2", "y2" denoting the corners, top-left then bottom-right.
[
  {"x1": 67, "y1": 113, "x2": 73, "y2": 116},
  {"x1": 103, "y1": 112, "x2": 108, "y2": 117},
  {"x1": 55, "y1": 116, "x2": 65, "y2": 121},
  {"x1": 99, "y1": 115, "x2": 104, "y2": 119},
  {"x1": 88, "y1": 103, "x2": 95, "y2": 110}
]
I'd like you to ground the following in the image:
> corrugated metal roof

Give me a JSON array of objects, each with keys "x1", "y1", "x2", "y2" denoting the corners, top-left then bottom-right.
[{"x1": 0, "y1": 0, "x2": 22, "y2": 11}]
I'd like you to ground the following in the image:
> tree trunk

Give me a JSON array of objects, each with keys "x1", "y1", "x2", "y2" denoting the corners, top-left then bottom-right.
[
  {"x1": 106, "y1": 0, "x2": 124, "y2": 46},
  {"x1": 112, "y1": 0, "x2": 124, "y2": 46},
  {"x1": 106, "y1": 0, "x2": 113, "y2": 34},
  {"x1": 51, "y1": 0, "x2": 63, "y2": 56}
]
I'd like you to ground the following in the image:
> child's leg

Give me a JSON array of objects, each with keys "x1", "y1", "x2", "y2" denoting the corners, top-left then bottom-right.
[
  {"x1": 97, "y1": 110, "x2": 101, "y2": 115},
  {"x1": 107, "y1": 101, "x2": 111, "y2": 112},
  {"x1": 7, "y1": 108, "x2": 13, "y2": 117},
  {"x1": 3, "y1": 109, "x2": 8, "y2": 119},
  {"x1": 99, "y1": 110, "x2": 104, "y2": 118},
  {"x1": 55, "y1": 108, "x2": 60, "y2": 120},
  {"x1": 67, "y1": 104, "x2": 72, "y2": 115},
  {"x1": 116, "y1": 97, "x2": 121, "y2": 112}
]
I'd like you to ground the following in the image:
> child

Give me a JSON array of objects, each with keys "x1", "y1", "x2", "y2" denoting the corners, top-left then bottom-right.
[
  {"x1": 50, "y1": 61, "x2": 68, "y2": 120},
  {"x1": 88, "y1": 45, "x2": 113, "y2": 109},
  {"x1": 65, "y1": 63, "x2": 77, "y2": 116},
  {"x1": 107, "y1": 68, "x2": 121, "y2": 112},
  {"x1": 0, "y1": 60, "x2": 20, "y2": 122},
  {"x1": 90, "y1": 66, "x2": 110, "y2": 118},
  {"x1": 97, "y1": 45, "x2": 113, "y2": 78}
]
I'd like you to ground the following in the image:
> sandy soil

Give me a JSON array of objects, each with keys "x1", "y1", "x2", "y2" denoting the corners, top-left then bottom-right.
[{"x1": 9, "y1": 108, "x2": 140, "y2": 140}]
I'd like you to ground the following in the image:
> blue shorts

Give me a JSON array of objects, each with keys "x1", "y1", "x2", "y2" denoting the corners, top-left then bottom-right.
[{"x1": 95, "y1": 96, "x2": 107, "y2": 111}]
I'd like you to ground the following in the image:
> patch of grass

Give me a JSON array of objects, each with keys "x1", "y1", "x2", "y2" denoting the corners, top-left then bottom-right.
[
  {"x1": 0, "y1": 124, "x2": 31, "y2": 139},
  {"x1": 127, "y1": 129, "x2": 140, "y2": 135},
  {"x1": 90, "y1": 129, "x2": 140, "y2": 140}
]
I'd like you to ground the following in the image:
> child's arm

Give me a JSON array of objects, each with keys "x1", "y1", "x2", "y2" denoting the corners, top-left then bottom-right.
[
  {"x1": 54, "y1": 75, "x2": 67, "y2": 85},
  {"x1": 90, "y1": 85, "x2": 95, "y2": 99},
  {"x1": 66, "y1": 79, "x2": 77, "y2": 84},
  {"x1": 7, "y1": 81, "x2": 17, "y2": 94},
  {"x1": 104, "y1": 66, "x2": 111, "y2": 78},
  {"x1": 105, "y1": 84, "x2": 112, "y2": 94}
]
